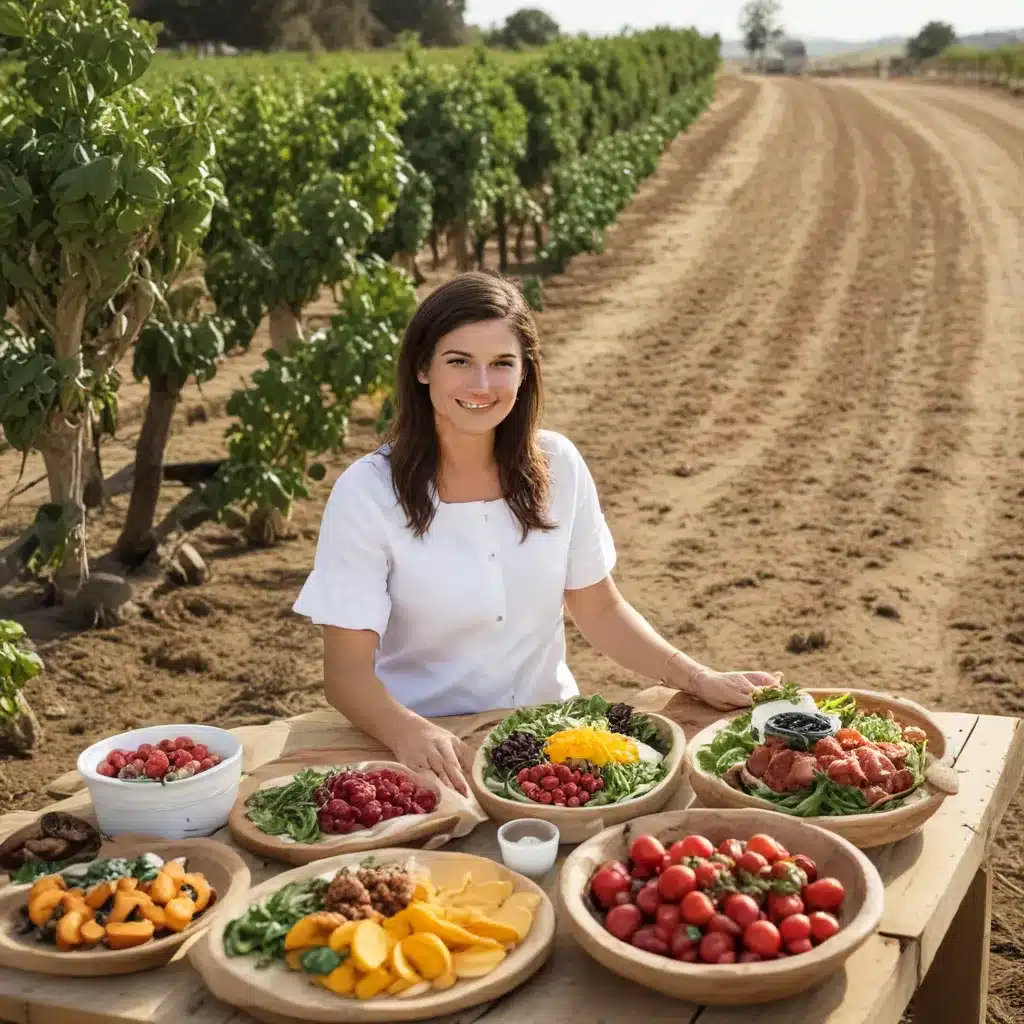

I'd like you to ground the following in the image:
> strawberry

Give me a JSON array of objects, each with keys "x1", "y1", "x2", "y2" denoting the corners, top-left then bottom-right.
[
  {"x1": 107, "y1": 752, "x2": 127, "y2": 771},
  {"x1": 131, "y1": 758, "x2": 146, "y2": 772},
  {"x1": 199, "y1": 757, "x2": 214, "y2": 772},
  {"x1": 97, "y1": 762, "x2": 116, "y2": 777},
  {"x1": 175, "y1": 736, "x2": 194, "y2": 750},
  {"x1": 173, "y1": 749, "x2": 193, "y2": 768},
  {"x1": 158, "y1": 739, "x2": 176, "y2": 754},
  {"x1": 136, "y1": 743, "x2": 153, "y2": 758},
  {"x1": 191, "y1": 744, "x2": 209, "y2": 761},
  {"x1": 144, "y1": 758, "x2": 167, "y2": 780}
]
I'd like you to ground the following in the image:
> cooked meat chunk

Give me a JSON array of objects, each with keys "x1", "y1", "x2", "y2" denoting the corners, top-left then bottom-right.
[
  {"x1": 746, "y1": 744, "x2": 775, "y2": 778},
  {"x1": 827, "y1": 756, "x2": 868, "y2": 787},
  {"x1": 853, "y1": 746, "x2": 896, "y2": 784},
  {"x1": 762, "y1": 749, "x2": 817, "y2": 792},
  {"x1": 875, "y1": 742, "x2": 907, "y2": 769}
]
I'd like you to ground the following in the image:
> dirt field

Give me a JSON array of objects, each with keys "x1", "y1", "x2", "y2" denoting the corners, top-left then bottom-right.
[{"x1": 1, "y1": 77, "x2": 1021, "y2": 1018}]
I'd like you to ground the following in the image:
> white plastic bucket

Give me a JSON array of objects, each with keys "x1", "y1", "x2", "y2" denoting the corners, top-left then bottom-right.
[{"x1": 76, "y1": 723, "x2": 243, "y2": 840}]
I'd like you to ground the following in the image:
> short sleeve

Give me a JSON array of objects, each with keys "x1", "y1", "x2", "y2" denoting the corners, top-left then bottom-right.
[
  {"x1": 563, "y1": 439, "x2": 617, "y2": 591},
  {"x1": 292, "y1": 462, "x2": 391, "y2": 638}
]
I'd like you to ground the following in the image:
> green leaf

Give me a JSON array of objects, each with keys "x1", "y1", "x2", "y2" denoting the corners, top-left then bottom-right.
[{"x1": 0, "y1": 1, "x2": 27, "y2": 38}]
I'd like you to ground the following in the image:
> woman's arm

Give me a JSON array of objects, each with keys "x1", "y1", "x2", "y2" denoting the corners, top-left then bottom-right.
[
  {"x1": 323, "y1": 626, "x2": 473, "y2": 794},
  {"x1": 563, "y1": 577, "x2": 778, "y2": 709}
]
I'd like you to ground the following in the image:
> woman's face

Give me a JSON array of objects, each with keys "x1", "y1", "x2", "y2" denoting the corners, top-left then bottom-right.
[{"x1": 418, "y1": 319, "x2": 524, "y2": 438}]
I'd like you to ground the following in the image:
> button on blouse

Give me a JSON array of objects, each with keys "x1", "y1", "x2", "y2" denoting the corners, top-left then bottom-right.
[{"x1": 292, "y1": 429, "x2": 616, "y2": 717}]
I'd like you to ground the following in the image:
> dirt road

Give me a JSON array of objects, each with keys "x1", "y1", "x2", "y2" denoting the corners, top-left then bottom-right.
[{"x1": 1, "y1": 76, "x2": 1021, "y2": 1018}]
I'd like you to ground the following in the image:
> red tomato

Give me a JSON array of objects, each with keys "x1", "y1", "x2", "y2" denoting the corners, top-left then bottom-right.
[
  {"x1": 677, "y1": 948, "x2": 700, "y2": 962},
  {"x1": 768, "y1": 893, "x2": 805, "y2": 921},
  {"x1": 743, "y1": 920, "x2": 782, "y2": 957},
  {"x1": 699, "y1": 931, "x2": 734, "y2": 963},
  {"x1": 739, "y1": 951, "x2": 762, "y2": 963},
  {"x1": 677, "y1": 834, "x2": 715, "y2": 859},
  {"x1": 670, "y1": 924, "x2": 701, "y2": 958},
  {"x1": 636, "y1": 882, "x2": 663, "y2": 917},
  {"x1": 658, "y1": 865, "x2": 697, "y2": 902},
  {"x1": 631, "y1": 861, "x2": 656, "y2": 880},
  {"x1": 809, "y1": 911, "x2": 841, "y2": 943},
  {"x1": 655, "y1": 903, "x2": 682, "y2": 935},
  {"x1": 804, "y1": 878, "x2": 845, "y2": 911},
  {"x1": 631, "y1": 925, "x2": 669, "y2": 955},
  {"x1": 718, "y1": 838, "x2": 746, "y2": 861},
  {"x1": 792, "y1": 854, "x2": 818, "y2": 883},
  {"x1": 723, "y1": 893, "x2": 761, "y2": 929},
  {"x1": 657, "y1": 854, "x2": 673, "y2": 874},
  {"x1": 630, "y1": 835, "x2": 667, "y2": 869},
  {"x1": 590, "y1": 866, "x2": 632, "y2": 909},
  {"x1": 778, "y1": 914, "x2": 812, "y2": 944},
  {"x1": 694, "y1": 862, "x2": 720, "y2": 890},
  {"x1": 681, "y1": 890, "x2": 716, "y2": 927},
  {"x1": 708, "y1": 913, "x2": 742, "y2": 937},
  {"x1": 746, "y1": 834, "x2": 784, "y2": 862},
  {"x1": 605, "y1": 904, "x2": 644, "y2": 942},
  {"x1": 787, "y1": 938, "x2": 813, "y2": 955},
  {"x1": 736, "y1": 851, "x2": 769, "y2": 875}
]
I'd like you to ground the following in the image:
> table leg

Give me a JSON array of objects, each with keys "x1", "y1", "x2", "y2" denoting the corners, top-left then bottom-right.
[{"x1": 911, "y1": 861, "x2": 992, "y2": 1024}]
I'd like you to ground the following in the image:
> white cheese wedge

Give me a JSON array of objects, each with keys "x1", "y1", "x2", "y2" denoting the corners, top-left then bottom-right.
[{"x1": 633, "y1": 740, "x2": 664, "y2": 763}]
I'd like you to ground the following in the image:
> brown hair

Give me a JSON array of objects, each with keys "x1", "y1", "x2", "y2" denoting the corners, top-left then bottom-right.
[{"x1": 382, "y1": 271, "x2": 555, "y2": 541}]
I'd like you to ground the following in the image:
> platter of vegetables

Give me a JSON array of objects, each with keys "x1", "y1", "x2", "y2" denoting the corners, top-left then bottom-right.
[
  {"x1": 0, "y1": 836, "x2": 250, "y2": 976},
  {"x1": 559, "y1": 808, "x2": 884, "y2": 1005},
  {"x1": 191, "y1": 848, "x2": 556, "y2": 1022},
  {"x1": 228, "y1": 755, "x2": 487, "y2": 865},
  {"x1": 686, "y1": 684, "x2": 959, "y2": 849},
  {"x1": 470, "y1": 696, "x2": 687, "y2": 843}
]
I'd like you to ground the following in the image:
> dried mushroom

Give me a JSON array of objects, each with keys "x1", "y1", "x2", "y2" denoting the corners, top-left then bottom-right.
[{"x1": 0, "y1": 814, "x2": 101, "y2": 873}]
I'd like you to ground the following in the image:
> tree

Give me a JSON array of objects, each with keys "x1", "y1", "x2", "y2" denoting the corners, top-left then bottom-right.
[
  {"x1": 495, "y1": 8, "x2": 560, "y2": 49},
  {"x1": 907, "y1": 21, "x2": 957, "y2": 62},
  {"x1": 739, "y1": 0, "x2": 782, "y2": 67},
  {"x1": 370, "y1": 0, "x2": 466, "y2": 47}
]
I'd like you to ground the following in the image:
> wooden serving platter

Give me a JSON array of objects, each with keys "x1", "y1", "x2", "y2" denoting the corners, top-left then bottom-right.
[
  {"x1": 685, "y1": 688, "x2": 957, "y2": 849},
  {"x1": 559, "y1": 807, "x2": 886, "y2": 1005},
  {"x1": 469, "y1": 712, "x2": 687, "y2": 844},
  {"x1": 0, "y1": 835, "x2": 251, "y2": 976},
  {"x1": 228, "y1": 751, "x2": 488, "y2": 866},
  {"x1": 190, "y1": 848, "x2": 557, "y2": 1023}
]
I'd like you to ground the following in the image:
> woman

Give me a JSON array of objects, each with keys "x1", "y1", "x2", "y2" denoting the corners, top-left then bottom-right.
[{"x1": 294, "y1": 272, "x2": 779, "y2": 795}]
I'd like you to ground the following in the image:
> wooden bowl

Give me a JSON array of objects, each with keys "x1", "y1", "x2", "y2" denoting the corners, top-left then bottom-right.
[
  {"x1": 191, "y1": 848, "x2": 556, "y2": 1023},
  {"x1": 229, "y1": 756, "x2": 487, "y2": 866},
  {"x1": 560, "y1": 808, "x2": 885, "y2": 1005},
  {"x1": 0, "y1": 834, "x2": 251, "y2": 976},
  {"x1": 469, "y1": 712, "x2": 687, "y2": 844},
  {"x1": 685, "y1": 688, "x2": 956, "y2": 849}
]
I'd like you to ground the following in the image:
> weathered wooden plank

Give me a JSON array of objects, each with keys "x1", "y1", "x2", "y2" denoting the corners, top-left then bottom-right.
[
  {"x1": 870, "y1": 714, "x2": 1024, "y2": 977},
  {"x1": 693, "y1": 935, "x2": 917, "y2": 1024}
]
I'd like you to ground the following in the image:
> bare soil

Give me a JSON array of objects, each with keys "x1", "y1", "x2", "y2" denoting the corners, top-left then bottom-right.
[{"x1": 1, "y1": 77, "x2": 1021, "y2": 1019}]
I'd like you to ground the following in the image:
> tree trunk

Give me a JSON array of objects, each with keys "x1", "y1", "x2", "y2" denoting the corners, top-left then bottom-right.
[
  {"x1": 82, "y1": 411, "x2": 104, "y2": 510},
  {"x1": 115, "y1": 376, "x2": 181, "y2": 568},
  {"x1": 447, "y1": 224, "x2": 472, "y2": 272},
  {"x1": 474, "y1": 233, "x2": 486, "y2": 270},
  {"x1": 515, "y1": 224, "x2": 526, "y2": 263},
  {"x1": 0, "y1": 691, "x2": 41, "y2": 756},
  {"x1": 533, "y1": 220, "x2": 545, "y2": 255},
  {"x1": 496, "y1": 200, "x2": 509, "y2": 274},
  {"x1": 269, "y1": 305, "x2": 304, "y2": 352},
  {"x1": 37, "y1": 415, "x2": 89, "y2": 598},
  {"x1": 429, "y1": 228, "x2": 441, "y2": 268}
]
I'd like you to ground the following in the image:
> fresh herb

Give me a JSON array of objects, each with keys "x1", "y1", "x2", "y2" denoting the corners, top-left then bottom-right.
[
  {"x1": 696, "y1": 708, "x2": 759, "y2": 774},
  {"x1": 11, "y1": 859, "x2": 77, "y2": 884},
  {"x1": 815, "y1": 693, "x2": 858, "y2": 726},
  {"x1": 222, "y1": 877, "x2": 329, "y2": 967},
  {"x1": 489, "y1": 731, "x2": 544, "y2": 777},
  {"x1": 849, "y1": 713, "x2": 904, "y2": 745},
  {"x1": 594, "y1": 760, "x2": 666, "y2": 805},
  {"x1": 60, "y1": 853, "x2": 165, "y2": 886},
  {"x1": 300, "y1": 946, "x2": 345, "y2": 974},
  {"x1": 753, "y1": 681, "x2": 804, "y2": 706},
  {"x1": 244, "y1": 768, "x2": 330, "y2": 845}
]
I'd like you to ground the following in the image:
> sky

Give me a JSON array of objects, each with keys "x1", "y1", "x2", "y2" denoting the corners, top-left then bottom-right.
[{"x1": 466, "y1": 1, "x2": 1022, "y2": 40}]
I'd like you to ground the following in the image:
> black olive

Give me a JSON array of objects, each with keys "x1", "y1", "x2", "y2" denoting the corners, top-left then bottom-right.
[{"x1": 763, "y1": 711, "x2": 835, "y2": 750}]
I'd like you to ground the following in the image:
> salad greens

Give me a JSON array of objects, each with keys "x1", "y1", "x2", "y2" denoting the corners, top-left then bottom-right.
[
  {"x1": 482, "y1": 694, "x2": 671, "y2": 806},
  {"x1": 222, "y1": 877, "x2": 330, "y2": 967},
  {"x1": 12, "y1": 852, "x2": 166, "y2": 886},
  {"x1": 244, "y1": 768, "x2": 331, "y2": 845}
]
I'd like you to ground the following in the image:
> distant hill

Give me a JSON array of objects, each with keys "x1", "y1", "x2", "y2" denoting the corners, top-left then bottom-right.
[{"x1": 720, "y1": 28, "x2": 1023, "y2": 61}]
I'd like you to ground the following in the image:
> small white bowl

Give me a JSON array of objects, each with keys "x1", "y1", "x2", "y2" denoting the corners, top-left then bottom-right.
[
  {"x1": 497, "y1": 819, "x2": 560, "y2": 877},
  {"x1": 77, "y1": 724, "x2": 243, "y2": 840}
]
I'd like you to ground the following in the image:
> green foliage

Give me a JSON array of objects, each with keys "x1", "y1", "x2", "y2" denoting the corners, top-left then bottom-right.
[
  {"x1": 203, "y1": 257, "x2": 417, "y2": 520},
  {"x1": 490, "y1": 8, "x2": 560, "y2": 50},
  {"x1": 907, "y1": 21, "x2": 957, "y2": 62},
  {"x1": 0, "y1": 619, "x2": 43, "y2": 723},
  {"x1": 739, "y1": 0, "x2": 782, "y2": 59}
]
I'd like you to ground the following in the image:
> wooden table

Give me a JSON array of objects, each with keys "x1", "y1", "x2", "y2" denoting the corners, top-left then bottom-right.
[{"x1": 0, "y1": 686, "x2": 1021, "y2": 1024}]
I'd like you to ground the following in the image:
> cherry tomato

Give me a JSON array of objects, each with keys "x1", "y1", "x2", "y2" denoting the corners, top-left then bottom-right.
[
  {"x1": 771, "y1": 860, "x2": 808, "y2": 888},
  {"x1": 804, "y1": 877, "x2": 846, "y2": 911},
  {"x1": 723, "y1": 893, "x2": 761, "y2": 929},
  {"x1": 779, "y1": 913, "x2": 812, "y2": 944},
  {"x1": 809, "y1": 911, "x2": 841, "y2": 943},
  {"x1": 636, "y1": 882, "x2": 663, "y2": 917},
  {"x1": 736, "y1": 851, "x2": 769, "y2": 875},
  {"x1": 768, "y1": 893, "x2": 805, "y2": 921},
  {"x1": 677, "y1": 834, "x2": 715, "y2": 859},
  {"x1": 631, "y1": 926, "x2": 669, "y2": 955},
  {"x1": 792, "y1": 854, "x2": 818, "y2": 883},
  {"x1": 605, "y1": 904, "x2": 644, "y2": 942},
  {"x1": 708, "y1": 913, "x2": 742, "y2": 937},
  {"x1": 630, "y1": 835, "x2": 667, "y2": 869},
  {"x1": 747, "y1": 834, "x2": 784, "y2": 862},
  {"x1": 670, "y1": 923, "x2": 702, "y2": 957},
  {"x1": 718, "y1": 838, "x2": 746, "y2": 861},
  {"x1": 739, "y1": 951, "x2": 762, "y2": 963},
  {"x1": 655, "y1": 903, "x2": 682, "y2": 936},
  {"x1": 590, "y1": 865, "x2": 632, "y2": 909},
  {"x1": 631, "y1": 861, "x2": 656, "y2": 881},
  {"x1": 681, "y1": 890, "x2": 716, "y2": 927},
  {"x1": 787, "y1": 937, "x2": 813, "y2": 955},
  {"x1": 699, "y1": 931, "x2": 735, "y2": 963},
  {"x1": 657, "y1": 854, "x2": 673, "y2": 875},
  {"x1": 694, "y1": 862, "x2": 721, "y2": 890},
  {"x1": 658, "y1": 864, "x2": 697, "y2": 902},
  {"x1": 743, "y1": 919, "x2": 782, "y2": 957},
  {"x1": 677, "y1": 948, "x2": 700, "y2": 962}
]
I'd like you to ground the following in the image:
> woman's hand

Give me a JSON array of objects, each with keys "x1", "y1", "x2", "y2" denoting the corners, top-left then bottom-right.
[
  {"x1": 384, "y1": 716, "x2": 474, "y2": 797},
  {"x1": 682, "y1": 666, "x2": 783, "y2": 710}
]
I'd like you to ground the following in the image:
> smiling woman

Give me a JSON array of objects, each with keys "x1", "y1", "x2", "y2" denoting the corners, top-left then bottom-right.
[{"x1": 292, "y1": 272, "x2": 780, "y2": 795}]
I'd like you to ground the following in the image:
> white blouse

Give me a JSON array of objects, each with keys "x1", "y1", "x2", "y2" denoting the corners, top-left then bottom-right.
[{"x1": 293, "y1": 429, "x2": 616, "y2": 717}]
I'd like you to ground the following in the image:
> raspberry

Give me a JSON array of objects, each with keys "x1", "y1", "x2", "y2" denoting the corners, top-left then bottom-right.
[
  {"x1": 175, "y1": 736, "x2": 194, "y2": 750},
  {"x1": 158, "y1": 739, "x2": 176, "y2": 754},
  {"x1": 107, "y1": 752, "x2": 127, "y2": 771},
  {"x1": 541, "y1": 776, "x2": 560, "y2": 791},
  {"x1": 174, "y1": 750, "x2": 193, "y2": 768},
  {"x1": 97, "y1": 762, "x2": 115, "y2": 777},
  {"x1": 415, "y1": 790, "x2": 437, "y2": 812},
  {"x1": 578, "y1": 790, "x2": 590, "y2": 804},
  {"x1": 136, "y1": 743, "x2": 153, "y2": 758},
  {"x1": 144, "y1": 758, "x2": 166, "y2": 780},
  {"x1": 198, "y1": 757, "x2": 214, "y2": 772},
  {"x1": 538, "y1": 791, "x2": 553, "y2": 804},
  {"x1": 359, "y1": 800, "x2": 383, "y2": 827}
]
